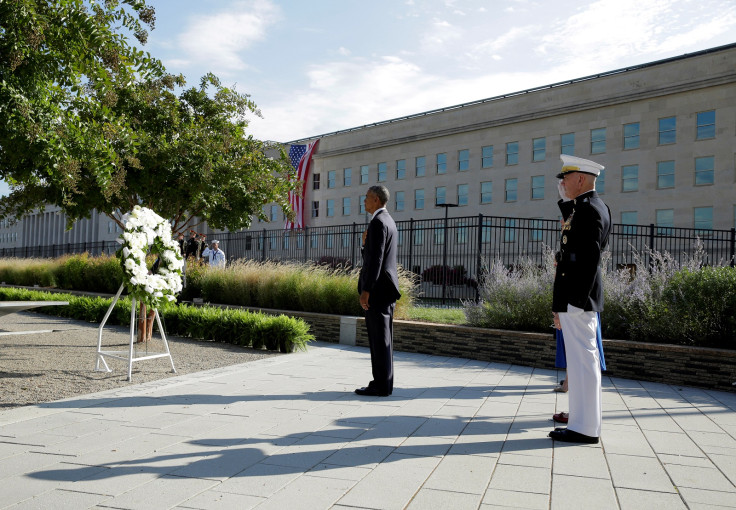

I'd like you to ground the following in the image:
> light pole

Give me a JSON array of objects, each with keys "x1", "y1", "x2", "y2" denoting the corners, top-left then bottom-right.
[{"x1": 436, "y1": 202, "x2": 458, "y2": 305}]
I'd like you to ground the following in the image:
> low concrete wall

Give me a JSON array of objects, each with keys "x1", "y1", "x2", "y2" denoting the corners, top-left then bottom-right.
[{"x1": 5, "y1": 285, "x2": 734, "y2": 392}]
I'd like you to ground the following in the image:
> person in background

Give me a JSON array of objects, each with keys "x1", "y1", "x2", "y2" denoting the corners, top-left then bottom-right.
[{"x1": 202, "y1": 240, "x2": 225, "y2": 268}]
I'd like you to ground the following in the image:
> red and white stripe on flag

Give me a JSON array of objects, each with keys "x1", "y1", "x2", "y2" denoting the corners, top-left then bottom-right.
[{"x1": 285, "y1": 139, "x2": 319, "y2": 230}]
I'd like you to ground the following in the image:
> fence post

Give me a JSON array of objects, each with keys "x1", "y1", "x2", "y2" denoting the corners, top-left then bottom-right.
[
  {"x1": 351, "y1": 222, "x2": 356, "y2": 268},
  {"x1": 304, "y1": 226, "x2": 309, "y2": 262},
  {"x1": 648, "y1": 223, "x2": 655, "y2": 271},
  {"x1": 262, "y1": 228, "x2": 266, "y2": 261},
  {"x1": 408, "y1": 218, "x2": 415, "y2": 280},
  {"x1": 475, "y1": 213, "x2": 484, "y2": 303},
  {"x1": 730, "y1": 228, "x2": 735, "y2": 268}
]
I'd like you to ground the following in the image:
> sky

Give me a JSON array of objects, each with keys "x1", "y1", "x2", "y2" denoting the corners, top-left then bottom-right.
[{"x1": 2, "y1": 0, "x2": 735, "y2": 197}]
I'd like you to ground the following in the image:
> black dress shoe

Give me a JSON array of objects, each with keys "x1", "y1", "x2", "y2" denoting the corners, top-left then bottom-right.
[
  {"x1": 354, "y1": 386, "x2": 390, "y2": 397},
  {"x1": 548, "y1": 428, "x2": 599, "y2": 444}
]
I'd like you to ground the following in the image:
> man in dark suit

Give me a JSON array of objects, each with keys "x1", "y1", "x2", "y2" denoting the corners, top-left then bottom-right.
[
  {"x1": 549, "y1": 155, "x2": 612, "y2": 444},
  {"x1": 356, "y1": 185, "x2": 401, "y2": 397}
]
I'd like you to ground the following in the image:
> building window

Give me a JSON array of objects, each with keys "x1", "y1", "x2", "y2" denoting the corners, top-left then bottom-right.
[
  {"x1": 436, "y1": 153, "x2": 447, "y2": 174},
  {"x1": 621, "y1": 211, "x2": 638, "y2": 235},
  {"x1": 561, "y1": 133, "x2": 575, "y2": 155},
  {"x1": 695, "y1": 156, "x2": 714, "y2": 185},
  {"x1": 395, "y1": 191, "x2": 405, "y2": 211},
  {"x1": 457, "y1": 222, "x2": 468, "y2": 244},
  {"x1": 377, "y1": 162, "x2": 387, "y2": 182},
  {"x1": 532, "y1": 137, "x2": 546, "y2": 162},
  {"x1": 531, "y1": 176, "x2": 544, "y2": 200},
  {"x1": 416, "y1": 156, "x2": 426, "y2": 177},
  {"x1": 590, "y1": 128, "x2": 606, "y2": 154},
  {"x1": 270, "y1": 205, "x2": 279, "y2": 221},
  {"x1": 415, "y1": 189, "x2": 425, "y2": 209},
  {"x1": 480, "y1": 181, "x2": 492, "y2": 204},
  {"x1": 360, "y1": 165, "x2": 369, "y2": 184},
  {"x1": 505, "y1": 178, "x2": 518, "y2": 202},
  {"x1": 414, "y1": 227, "x2": 424, "y2": 245},
  {"x1": 506, "y1": 141, "x2": 519, "y2": 165},
  {"x1": 481, "y1": 220, "x2": 492, "y2": 243},
  {"x1": 434, "y1": 222, "x2": 445, "y2": 245},
  {"x1": 396, "y1": 159, "x2": 406, "y2": 180},
  {"x1": 313, "y1": 173, "x2": 320, "y2": 190},
  {"x1": 327, "y1": 170, "x2": 336, "y2": 188},
  {"x1": 311, "y1": 201, "x2": 319, "y2": 218},
  {"x1": 657, "y1": 161, "x2": 675, "y2": 189},
  {"x1": 595, "y1": 169, "x2": 605, "y2": 194},
  {"x1": 107, "y1": 221, "x2": 114, "y2": 234},
  {"x1": 623, "y1": 123, "x2": 640, "y2": 150},
  {"x1": 530, "y1": 219, "x2": 544, "y2": 242},
  {"x1": 342, "y1": 228, "x2": 351, "y2": 248},
  {"x1": 342, "y1": 197, "x2": 351, "y2": 216},
  {"x1": 344, "y1": 168, "x2": 352, "y2": 186},
  {"x1": 696, "y1": 110, "x2": 715, "y2": 140},
  {"x1": 326, "y1": 199, "x2": 334, "y2": 217},
  {"x1": 504, "y1": 218, "x2": 516, "y2": 242},
  {"x1": 310, "y1": 232, "x2": 318, "y2": 248},
  {"x1": 359, "y1": 195, "x2": 366, "y2": 214},
  {"x1": 326, "y1": 232, "x2": 333, "y2": 249},
  {"x1": 282, "y1": 232, "x2": 289, "y2": 250},
  {"x1": 694, "y1": 206, "x2": 713, "y2": 233},
  {"x1": 458, "y1": 149, "x2": 469, "y2": 171},
  {"x1": 481, "y1": 145, "x2": 493, "y2": 168},
  {"x1": 457, "y1": 184, "x2": 468, "y2": 206},
  {"x1": 297, "y1": 233, "x2": 304, "y2": 249},
  {"x1": 435, "y1": 186, "x2": 446, "y2": 206},
  {"x1": 658, "y1": 116, "x2": 676, "y2": 145},
  {"x1": 656, "y1": 209, "x2": 674, "y2": 235},
  {"x1": 622, "y1": 165, "x2": 639, "y2": 192},
  {"x1": 397, "y1": 230, "x2": 403, "y2": 247}
]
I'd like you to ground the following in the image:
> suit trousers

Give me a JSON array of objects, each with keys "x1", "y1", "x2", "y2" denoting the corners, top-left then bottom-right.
[
  {"x1": 559, "y1": 304, "x2": 602, "y2": 438},
  {"x1": 364, "y1": 301, "x2": 395, "y2": 394}
]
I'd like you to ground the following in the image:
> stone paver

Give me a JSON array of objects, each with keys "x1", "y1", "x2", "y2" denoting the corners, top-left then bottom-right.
[{"x1": 1, "y1": 335, "x2": 736, "y2": 509}]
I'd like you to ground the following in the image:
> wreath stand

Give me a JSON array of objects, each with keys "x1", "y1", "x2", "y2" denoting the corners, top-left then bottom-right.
[{"x1": 95, "y1": 283, "x2": 176, "y2": 381}]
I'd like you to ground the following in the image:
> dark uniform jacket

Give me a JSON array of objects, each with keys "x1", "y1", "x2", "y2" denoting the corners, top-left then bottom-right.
[
  {"x1": 552, "y1": 190, "x2": 611, "y2": 312},
  {"x1": 358, "y1": 209, "x2": 401, "y2": 306}
]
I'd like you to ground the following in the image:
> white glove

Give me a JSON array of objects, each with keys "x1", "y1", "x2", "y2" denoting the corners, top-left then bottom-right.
[{"x1": 557, "y1": 179, "x2": 571, "y2": 201}]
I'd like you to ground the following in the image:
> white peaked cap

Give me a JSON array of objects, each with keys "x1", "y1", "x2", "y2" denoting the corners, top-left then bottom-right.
[{"x1": 557, "y1": 154, "x2": 604, "y2": 178}]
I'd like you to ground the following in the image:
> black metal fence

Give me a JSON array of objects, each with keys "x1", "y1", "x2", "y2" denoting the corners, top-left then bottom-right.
[{"x1": 2, "y1": 214, "x2": 735, "y2": 304}]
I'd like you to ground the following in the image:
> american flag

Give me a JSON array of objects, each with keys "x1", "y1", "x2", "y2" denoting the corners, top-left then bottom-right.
[{"x1": 285, "y1": 139, "x2": 319, "y2": 230}]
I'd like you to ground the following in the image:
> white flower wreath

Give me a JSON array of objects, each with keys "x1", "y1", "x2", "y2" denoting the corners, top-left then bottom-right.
[{"x1": 116, "y1": 206, "x2": 184, "y2": 309}]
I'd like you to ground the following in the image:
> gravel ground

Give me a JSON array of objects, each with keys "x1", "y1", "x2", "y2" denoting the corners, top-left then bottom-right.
[{"x1": 0, "y1": 311, "x2": 282, "y2": 411}]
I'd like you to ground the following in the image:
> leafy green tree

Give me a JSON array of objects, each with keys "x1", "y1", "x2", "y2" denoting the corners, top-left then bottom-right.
[
  {"x1": 0, "y1": 0, "x2": 163, "y2": 213},
  {"x1": 1, "y1": 1, "x2": 299, "y2": 233}
]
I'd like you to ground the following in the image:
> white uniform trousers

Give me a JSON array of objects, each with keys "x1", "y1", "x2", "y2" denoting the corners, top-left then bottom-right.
[{"x1": 559, "y1": 304, "x2": 602, "y2": 438}]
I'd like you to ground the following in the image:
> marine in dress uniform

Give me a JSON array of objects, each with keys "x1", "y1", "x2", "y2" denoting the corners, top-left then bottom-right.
[{"x1": 549, "y1": 154, "x2": 611, "y2": 444}]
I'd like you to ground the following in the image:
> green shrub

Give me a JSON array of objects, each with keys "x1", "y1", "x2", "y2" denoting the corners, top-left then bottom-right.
[{"x1": 0, "y1": 287, "x2": 314, "y2": 352}]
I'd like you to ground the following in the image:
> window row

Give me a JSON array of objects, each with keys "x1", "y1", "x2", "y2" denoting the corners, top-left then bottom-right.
[
  {"x1": 620, "y1": 207, "x2": 716, "y2": 234},
  {"x1": 312, "y1": 111, "x2": 717, "y2": 188},
  {"x1": 299, "y1": 156, "x2": 719, "y2": 219},
  {"x1": 0, "y1": 232, "x2": 18, "y2": 243}
]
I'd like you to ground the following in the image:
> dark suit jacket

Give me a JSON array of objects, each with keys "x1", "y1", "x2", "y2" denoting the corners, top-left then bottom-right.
[
  {"x1": 553, "y1": 190, "x2": 611, "y2": 312},
  {"x1": 358, "y1": 209, "x2": 401, "y2": 306}
]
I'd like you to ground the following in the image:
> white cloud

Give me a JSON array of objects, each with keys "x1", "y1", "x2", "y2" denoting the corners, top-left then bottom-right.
[
  {"x1": 248, "y1": 54, "x2": 566, "y2": 142},
  {"x1": 175, "y1": 0, "x2": 280, "y2": 74}
]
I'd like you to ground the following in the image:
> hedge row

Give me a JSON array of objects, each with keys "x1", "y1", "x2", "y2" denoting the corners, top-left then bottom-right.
[{"x1": 0, "y1": 287, "x2": 314, "y2": 352}]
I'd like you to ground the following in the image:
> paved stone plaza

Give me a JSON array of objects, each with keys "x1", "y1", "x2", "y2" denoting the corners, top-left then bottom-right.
[{"x1": 1, "y1": 333, "x2": 735, "y2": 509}]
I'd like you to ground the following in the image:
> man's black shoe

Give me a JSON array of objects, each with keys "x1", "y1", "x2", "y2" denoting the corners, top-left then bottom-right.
[
  {"x1": 354, "y1": 386, "x2": 390, "y2": 397},
  {"x1": 548, "y1": 428, "x2": 599, "y2": 444}
]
